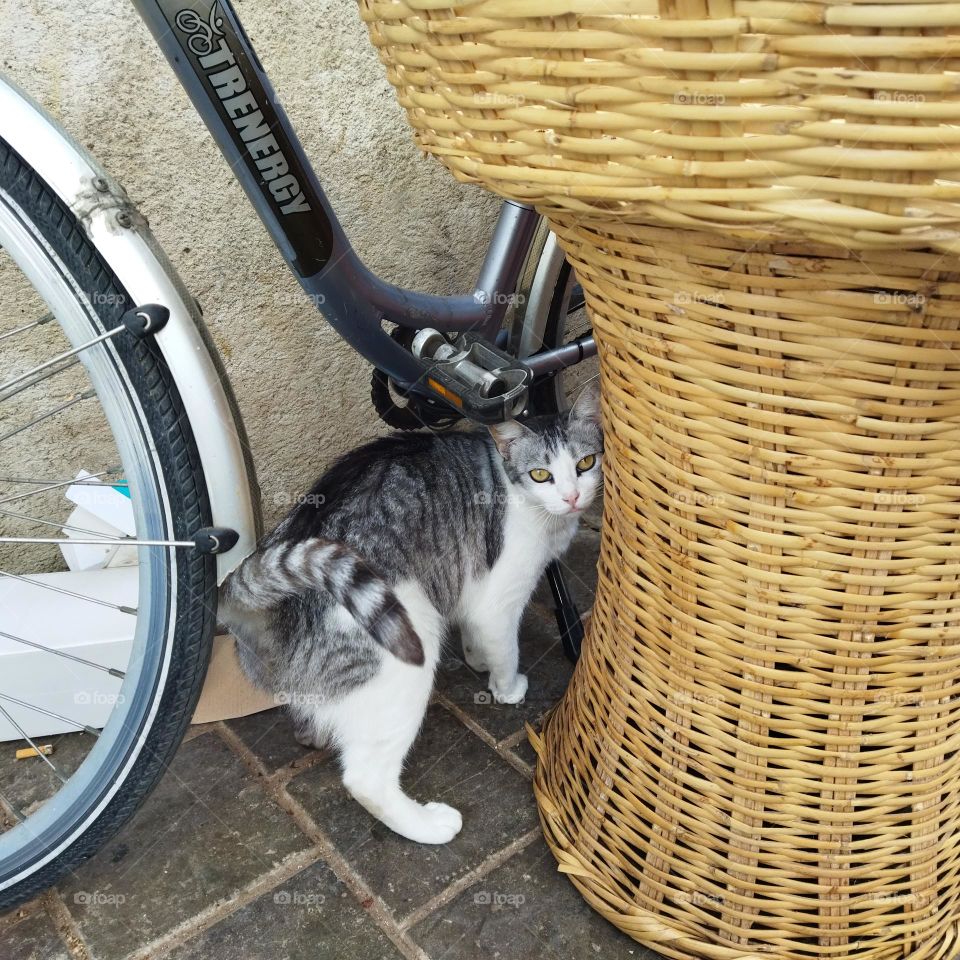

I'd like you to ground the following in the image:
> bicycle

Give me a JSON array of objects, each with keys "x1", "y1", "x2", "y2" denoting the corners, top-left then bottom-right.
[{"x1": 0, "y1": 0, "x2": 597, "y2": 908}]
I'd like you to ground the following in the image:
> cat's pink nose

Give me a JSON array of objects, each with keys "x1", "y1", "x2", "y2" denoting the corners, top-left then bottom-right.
[{"x1": 564, "y1": 492, "x2": 581, "y2": 509}]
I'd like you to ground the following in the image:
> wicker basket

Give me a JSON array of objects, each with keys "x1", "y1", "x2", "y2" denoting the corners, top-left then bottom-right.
[
  {"x1": 358, "y1": 2, "x2": 960, "y2": 956},
  {"x1": 359, "y1": 0, "x2": 960, "y2": 252},
  {"x1": 529, "y1": 218, "x2": 960, "y2": 958}
]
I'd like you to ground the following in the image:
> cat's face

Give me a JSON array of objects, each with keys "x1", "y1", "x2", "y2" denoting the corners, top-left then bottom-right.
[{"x1": 490, "y1": 384, "x2": 604, "y2": 518}]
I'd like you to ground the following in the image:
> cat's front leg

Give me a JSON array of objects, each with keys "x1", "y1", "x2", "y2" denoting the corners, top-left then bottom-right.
[{"x1": 463, "y1": 608, "x2": 527, "y2": 705}]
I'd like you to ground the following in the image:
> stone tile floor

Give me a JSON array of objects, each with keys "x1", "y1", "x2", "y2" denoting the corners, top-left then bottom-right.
[{"x1": 1, "y1": 519, "x2": 657, "y2": 960}]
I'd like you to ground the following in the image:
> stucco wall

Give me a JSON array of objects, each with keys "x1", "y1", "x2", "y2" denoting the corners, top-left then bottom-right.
[{"x1": 3, "y1": 0, "x2": 500, "y2": 530}]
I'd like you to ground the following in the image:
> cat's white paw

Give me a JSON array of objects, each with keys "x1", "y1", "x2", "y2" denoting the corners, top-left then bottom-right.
[
  {"x1": 462, "y1": 642, "x2": 488, "y2": 672},
  {"x1": 401, "y1": 802, "x2": 463, "y2": 844},
  {"x1": 490, "y1": 673, "x2": 528, "y2": 705}
]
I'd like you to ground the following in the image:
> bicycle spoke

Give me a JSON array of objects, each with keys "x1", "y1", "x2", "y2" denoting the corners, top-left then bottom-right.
[
  {"x1": 0, "y1": 324, "x2": 125, "y2": 397},
  {"x1": 0, "y1": 311, "x2": 53, "y2": 343},
  {"x1": 0, "y1": 630, "x2": 125, "y2": 679},
  {"x1": 0, "y1": 695, "x2": 99, "y2": 738},
  {"x1": 0, "y1": 467, "x2": 122, "y2": 507},
  {"x1": 0, "y1": 389, "x2": 94, "y2": 444},
  {"x1": 0, "y1": 355, "x2": 80, "y2": 403},
  {"x1": 0, "y1": 477, "x2": 129, "y2": 488},
  {"x1": 0, "y1": 536, "x2": 193, "y2": 548},
  {"x1": 0, "y1": 570, "x2": 136, "y2": 615},
  {"x1": 0, "y1": 703, "x2": 65, "y2": 784},
  {"x1": 0, "y1": 506, "x2": 129, "y2": 541}
]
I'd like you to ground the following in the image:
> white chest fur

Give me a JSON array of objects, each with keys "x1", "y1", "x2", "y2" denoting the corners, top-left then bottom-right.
[{"x1": 459, "y1": 494, "x2": 578, "y2": 619}]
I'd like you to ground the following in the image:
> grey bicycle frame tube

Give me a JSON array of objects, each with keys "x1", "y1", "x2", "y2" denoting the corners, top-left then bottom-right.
[{"x1": 131, "y1": 0, "x2": 540, "y2": 386}]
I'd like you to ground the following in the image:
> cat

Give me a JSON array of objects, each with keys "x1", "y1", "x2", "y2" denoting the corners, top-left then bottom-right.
[{"x1": 218, "y1": 383, "x2": 602, "y2": 844}]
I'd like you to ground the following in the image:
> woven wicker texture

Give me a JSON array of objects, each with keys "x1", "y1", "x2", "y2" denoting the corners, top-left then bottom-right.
[
  {"x1": 529, "y1": 217, "x2": 960, "y2": 958},
  {"x1": 359, "y1": 0, "x2": 960, "y2": 251},
  {"x1": 357, "y1": 2, "x2": 960, "y2": 953}
]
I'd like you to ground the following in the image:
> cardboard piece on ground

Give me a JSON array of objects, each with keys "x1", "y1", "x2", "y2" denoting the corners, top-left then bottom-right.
[{"x1": 192, "y1": 633, "x2": 276, "y2": 724}]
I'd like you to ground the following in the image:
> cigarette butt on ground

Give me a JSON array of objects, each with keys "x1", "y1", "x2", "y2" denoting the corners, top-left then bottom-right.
[{"x1": 15, "y1": 744, "x2": 54, "y2": 760}]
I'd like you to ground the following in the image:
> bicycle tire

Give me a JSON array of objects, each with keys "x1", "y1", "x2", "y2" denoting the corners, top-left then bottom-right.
[{"x1": 0, "y1": 137, "x2": 217, "y2": 909}]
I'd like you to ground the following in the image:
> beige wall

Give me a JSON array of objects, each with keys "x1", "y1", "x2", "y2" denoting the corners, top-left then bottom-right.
[{"x1": 2, "y1": 0, "x2": 500, "y2": 530}]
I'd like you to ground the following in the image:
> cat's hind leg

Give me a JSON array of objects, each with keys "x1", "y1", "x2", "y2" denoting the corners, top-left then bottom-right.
[
  {"x1": 460, "y1": 628, "x2": 489, "y2": 672},
  {"x1": 331, "y1": 580, "x2": 462, "y2": 844},
  {"x1": 291, "y1": 710, "x2": 326, "y2": 750}
]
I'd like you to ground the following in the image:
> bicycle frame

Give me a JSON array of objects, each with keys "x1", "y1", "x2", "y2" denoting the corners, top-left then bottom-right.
[{"x1": 132, "y1": 0, "x2": 565, "y2": 391}]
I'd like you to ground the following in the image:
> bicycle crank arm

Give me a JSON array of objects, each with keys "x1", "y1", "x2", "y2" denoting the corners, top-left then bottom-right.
[{"x1": 410, "y1": 330, "x2": 532, "y2": 424}]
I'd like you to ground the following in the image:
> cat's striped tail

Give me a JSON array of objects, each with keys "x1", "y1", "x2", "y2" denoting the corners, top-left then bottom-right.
[{"x1": 219, "y1": 539, "x2": 424, "y2": 665}]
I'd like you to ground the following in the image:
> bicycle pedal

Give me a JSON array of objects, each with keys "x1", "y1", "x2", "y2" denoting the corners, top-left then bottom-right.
[{"x1": 411, "y1": 329, "x2": 531, "y2": 423}]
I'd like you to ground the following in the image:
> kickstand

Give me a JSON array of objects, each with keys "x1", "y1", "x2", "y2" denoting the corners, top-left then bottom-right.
[{"x1": 545, "y1": 560, "x2": 584, "y2": 663}]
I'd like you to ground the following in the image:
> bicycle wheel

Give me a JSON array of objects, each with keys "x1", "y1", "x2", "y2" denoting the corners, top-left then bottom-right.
[
  {"x1": 509, "y1": 218, "x2": 596, "y2": 416},
  {"x1": 0, "y1": 137, "x2": 218, "y2": 908}
]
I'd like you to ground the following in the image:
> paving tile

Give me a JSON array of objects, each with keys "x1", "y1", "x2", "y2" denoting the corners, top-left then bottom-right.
[
  {"x1": 436, "y1": 614, "x2": 573, "y2": 744},
  {"x1": 165, "y1": 860, "x2": 404, "y2": 960},
  {"x1": 0, "y1": 731, "x2": 91, "y2": 818},
  {"x1": 58, "y1": 732, "x2": 311, "y2": 960},
  {"x1": 0, "y1": 907, "x2": 70, "y2": 960},
  {"x1": 410, "y1": 835, "x2": 653, "y2": 960},
  {"x1": 504, "y1": 734, "x2": 539, "y2": 773},
  {"x1": 225, "y1": 707, "x2": 321, "y2": 774},
  {"x1": 287, "y1": 704, "x2": 539, "y2": 919}
]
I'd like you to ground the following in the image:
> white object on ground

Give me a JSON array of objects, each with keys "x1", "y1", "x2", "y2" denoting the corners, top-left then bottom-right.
[
  {"x1": 59, "y1": 506, "x2": 138, "y2": 571},
  {"x1": 59, "y1": 471, "x2": 137, "y2": 571},
  {"x1": 0, "y1": 566, "x2": 137, "y2": 740},
  {"x1": 66, "y1": 470, "x2": 135, "y2": 535}
]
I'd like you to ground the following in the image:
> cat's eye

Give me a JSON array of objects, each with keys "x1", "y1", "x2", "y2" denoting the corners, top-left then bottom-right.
[
  {"x1": 529, "y1": 468, "x2": 552, "y2": 483},
  {"x1": 576, "y1": 454, "x2": 597, "y2": 473}
]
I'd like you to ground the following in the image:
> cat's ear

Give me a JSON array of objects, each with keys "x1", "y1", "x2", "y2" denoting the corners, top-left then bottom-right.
[
  {"x1": 569, "y1": 380, "x2": 601, "y2": 427},
  {"x1": 488, "y1": 420, "x2": 529, "y2": 459}
]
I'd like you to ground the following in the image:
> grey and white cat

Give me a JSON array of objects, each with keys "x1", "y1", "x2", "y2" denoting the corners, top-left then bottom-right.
[{"x1": 219, "y1": 384, "x2": 602, "y2": 844}]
